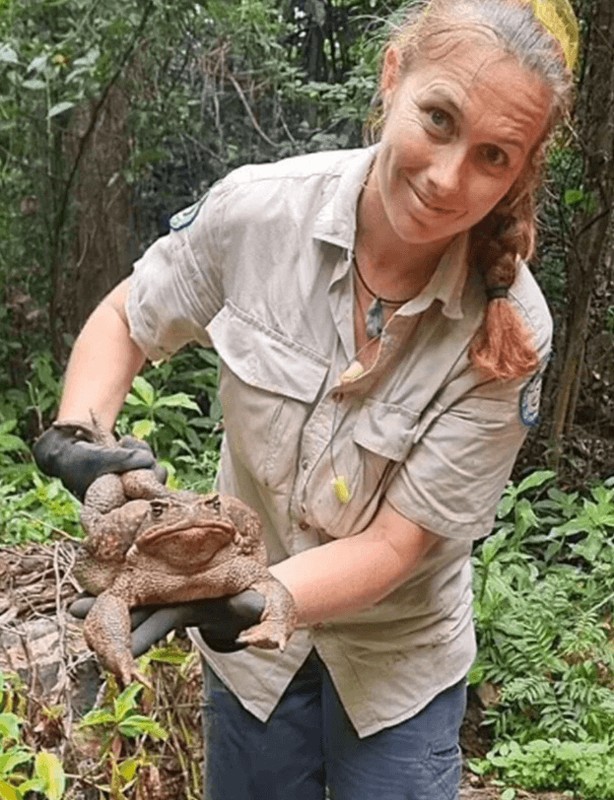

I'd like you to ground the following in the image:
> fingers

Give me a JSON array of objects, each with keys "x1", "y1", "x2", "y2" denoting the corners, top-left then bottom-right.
[
  {"x1": 130, "y1": 607, "x2": 183, "y2": 657},
  {"x1": 68, "y1": 595, "x2": 96, "y2": 619},
  {"x1": 70, "y1": 596, "x2": 156, "y2": 626},
  {"x1": 226, "y1": 589, "x2": 266, "y2": 619},
  {"x1": 91, "y1": 443, "x2": 156, "y2": 473}
]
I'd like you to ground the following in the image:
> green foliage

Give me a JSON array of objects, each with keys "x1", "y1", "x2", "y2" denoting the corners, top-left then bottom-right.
[
  {"x1": 470, "y1": 470, "x2": 614, "y2": 797},
  {"x1": 117, "y1": 347, "x2": 222, "y2": 491},
  {"x1": 470, "y1": 739, "x2": 614, "y2": 799},
  {"x1": 74, "y1": 647, "x2": 198, "y2": 798},
  {"x1": 79, "y1": 682, "x2": 167, "y2": 744},
  {"x1": 0, "y1": 672, "x2": 66, "y2": 800}
]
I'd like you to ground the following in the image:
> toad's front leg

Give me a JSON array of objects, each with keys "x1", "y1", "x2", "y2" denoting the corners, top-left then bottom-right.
[
  {"x1": 236, "y1": 571, "x2": 297, "y2": 652},
  {"x1": 80, "y1": 498, "x2": 150, "y2": 562}
]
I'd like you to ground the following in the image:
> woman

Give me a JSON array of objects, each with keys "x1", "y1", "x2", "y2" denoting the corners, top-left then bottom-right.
[{"x1": 34, "y1": 1, "x2": 577, "y2": 798}]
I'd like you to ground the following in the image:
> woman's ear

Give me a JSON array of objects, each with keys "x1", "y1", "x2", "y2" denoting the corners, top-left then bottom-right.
[{"x1": 381, "y1": 46, "x2": 401, "y2": 96}]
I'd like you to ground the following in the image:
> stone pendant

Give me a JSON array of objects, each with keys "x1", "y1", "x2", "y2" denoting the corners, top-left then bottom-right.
[{"x1": 365, "y1": 296, "x2": 384, "y2": 339}]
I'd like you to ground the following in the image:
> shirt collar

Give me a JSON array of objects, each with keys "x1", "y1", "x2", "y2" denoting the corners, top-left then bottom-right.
[
  {"x1": 313, "y1": 146, "x2": 378, "y2": 251},
  {"x1": 400, "y1": 232, "x2": 469, "y2": 321},
  {"x1": 314, "y1": 146, "x2": 470, "y2": 321}
]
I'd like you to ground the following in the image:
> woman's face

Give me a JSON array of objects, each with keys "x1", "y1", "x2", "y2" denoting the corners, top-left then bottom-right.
[{"x1": 369, "y1": 40, "x2": 552, "y2": 250}]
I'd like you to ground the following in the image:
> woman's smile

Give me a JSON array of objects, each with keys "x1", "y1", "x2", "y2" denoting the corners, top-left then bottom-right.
[{"x1": 406, "y1": 180, "x2": 459, "y2": 216}]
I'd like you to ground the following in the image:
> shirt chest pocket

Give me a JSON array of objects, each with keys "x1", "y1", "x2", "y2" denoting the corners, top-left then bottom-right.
[
  {"x1": 208, "y1": 301, "x2": 329, "y2": 494},
  {"x1": 301, "y1": 399, "x2": 420, "y2": 538}
]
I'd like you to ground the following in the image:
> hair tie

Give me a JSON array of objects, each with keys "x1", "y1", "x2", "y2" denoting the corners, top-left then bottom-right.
[
  {"x1": 524, "y1": 0, "x2": 580, "y2": 71},
  {"x1": 486, "y1": 286, "x2": 510, "y2": 300}
]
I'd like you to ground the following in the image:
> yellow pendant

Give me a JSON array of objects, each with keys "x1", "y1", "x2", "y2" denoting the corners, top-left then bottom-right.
[{"x1": 332, "y1": 475, "x2": 351, "y2": 504}]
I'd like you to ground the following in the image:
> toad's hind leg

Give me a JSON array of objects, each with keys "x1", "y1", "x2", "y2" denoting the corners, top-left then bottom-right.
[{"x1": 83, "y1": 592, "x2": 147, "y2": 687}]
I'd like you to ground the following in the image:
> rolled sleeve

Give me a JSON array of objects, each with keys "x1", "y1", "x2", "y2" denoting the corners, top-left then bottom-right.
[
  {"x1": 126, "y1": 188, "x2": 225, "y2": 361},
  {"x1": 386, "y1": 377, "x2": 534, "y2": 541}
]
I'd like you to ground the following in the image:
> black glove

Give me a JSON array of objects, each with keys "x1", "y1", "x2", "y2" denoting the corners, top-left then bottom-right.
[
  {"x1": 32, "y1": 425, "x2": 166, "y2": 500},
  {"x1": 69, "y1": 591, "x2": 265, "y2": 654}
]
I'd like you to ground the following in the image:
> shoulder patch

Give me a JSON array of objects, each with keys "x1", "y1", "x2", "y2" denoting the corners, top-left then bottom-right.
[
  {"x1": 169, "y1": 194, "x2": 207, "y2": 232},
  {"x1": 519, "y1": 371, "x2": 543, "y2": 427}
]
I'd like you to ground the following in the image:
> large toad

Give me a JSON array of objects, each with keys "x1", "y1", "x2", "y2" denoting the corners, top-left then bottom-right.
[{"x1": 55, "y1": 419, "x2": 297, "y2": 685}]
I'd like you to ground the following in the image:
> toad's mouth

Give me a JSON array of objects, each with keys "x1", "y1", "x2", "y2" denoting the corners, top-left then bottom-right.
[{"x1": 136, "y1": 520, "x2": 235, "y2": 546}]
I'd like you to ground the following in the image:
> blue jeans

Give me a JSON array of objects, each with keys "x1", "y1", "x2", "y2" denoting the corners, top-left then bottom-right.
[{"x1": 202, "y1": 650, "x2": 466, "y2": 800}]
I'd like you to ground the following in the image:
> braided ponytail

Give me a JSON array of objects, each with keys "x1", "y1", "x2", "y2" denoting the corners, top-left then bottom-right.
[{"x1": 469, "y1": 185, "x2": 540, "y2": 381}]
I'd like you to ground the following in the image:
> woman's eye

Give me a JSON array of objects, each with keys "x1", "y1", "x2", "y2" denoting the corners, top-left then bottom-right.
[
  {"x1": 427, "y1": 108, "x2": 454, "y2": 135},
  {"x1": 481, "y1": 144, "x2": 508, "y2": 168}
]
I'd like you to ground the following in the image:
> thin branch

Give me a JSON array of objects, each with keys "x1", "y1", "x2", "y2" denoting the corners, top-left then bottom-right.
[{"x1": 227, "y1": 72, "x2": 279, "y2": 149}]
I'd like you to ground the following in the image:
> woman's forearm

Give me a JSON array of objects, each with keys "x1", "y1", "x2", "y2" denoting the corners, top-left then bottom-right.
[
  {"x1": 57, "y1": 279, "x2": 146, "y2": 428},
  {"x1": 270, "y1": 501, "x2": 439, "y2": 626}
]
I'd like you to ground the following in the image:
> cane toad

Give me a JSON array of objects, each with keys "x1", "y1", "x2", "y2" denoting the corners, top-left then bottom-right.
[{"x1": 56, "y1": 419, "x2": 297, "y2": 685}]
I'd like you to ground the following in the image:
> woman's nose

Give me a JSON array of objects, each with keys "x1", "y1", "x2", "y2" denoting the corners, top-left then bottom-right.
[{"x1": 425, "y1": 144, "x2": 467, "y2": 197}]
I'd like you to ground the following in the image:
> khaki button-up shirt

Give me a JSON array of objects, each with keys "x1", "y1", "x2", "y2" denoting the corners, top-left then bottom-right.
[{"x1": 126, "y1": 147, "x2": 551, "y2": 737}]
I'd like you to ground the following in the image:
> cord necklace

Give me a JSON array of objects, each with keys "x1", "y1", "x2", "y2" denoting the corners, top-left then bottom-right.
[{"x1": 353, "y1": 257, "x2": 414, "y2": 339}]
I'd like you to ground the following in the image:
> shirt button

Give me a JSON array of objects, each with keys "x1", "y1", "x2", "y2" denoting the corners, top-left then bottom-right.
[
  {"x1": 298, "y1": 521, "x2": 310, "y2": 531},
  {"x1": 301, "y1": 459, "x2": 309, "y2": 470}
]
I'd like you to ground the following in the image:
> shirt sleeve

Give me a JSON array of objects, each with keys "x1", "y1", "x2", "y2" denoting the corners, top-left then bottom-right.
[
  {"x1": 385, "y1": 370, "x2": 545, "y2": 541},
  {"x1": 126, "y1": 184, "x2": 227, "y2": 361}
]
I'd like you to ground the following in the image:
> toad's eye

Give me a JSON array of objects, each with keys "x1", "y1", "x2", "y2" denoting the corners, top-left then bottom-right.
[
  {"x1": 150, "y1": 500, "x2": 166, "y2": 518},
  {"x1": 480, "y1": 144, "x2": 508, "y2": 168},
  {"x1": 427, "y1": 108, "x2": 454, "y2": 136},
  {"x1": 205, "y1": 495, "x2": 222, "y2": 513}
]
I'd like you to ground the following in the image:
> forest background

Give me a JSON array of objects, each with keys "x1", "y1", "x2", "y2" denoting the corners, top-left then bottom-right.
[{"x1": 0, "y1": 1, "x2": 613, "y2": 799}]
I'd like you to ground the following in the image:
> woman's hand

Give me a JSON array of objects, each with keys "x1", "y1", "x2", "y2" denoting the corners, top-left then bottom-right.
[
  {"x1": 32, "y1": 425, "x2": 165, "y2": 500},
  {"x1": 69, "y1": 591, "x2": 266, "y2": 654}
]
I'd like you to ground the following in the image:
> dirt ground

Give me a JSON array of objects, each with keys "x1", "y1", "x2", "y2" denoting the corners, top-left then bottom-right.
[{"x1": 0, "y1": 542, "x2": 577, "y2": 799}]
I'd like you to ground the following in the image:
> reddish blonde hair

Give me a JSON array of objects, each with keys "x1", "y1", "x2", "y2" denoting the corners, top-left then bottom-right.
[{"x1": 370, "y1": 0, "x2": 575, "y2": 380}]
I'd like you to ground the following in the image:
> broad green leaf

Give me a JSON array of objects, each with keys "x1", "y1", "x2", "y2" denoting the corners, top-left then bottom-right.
[
  {"x1": 78, "y1": 709, "x2": 116, "y2": 728},
  {"x1": 146, "y1": 646, "x2": 190, "y2": 665},
  {"x1": 22, "y1": 79, "x2": 46, "y2": 90},
  {"x1": 0, "y1": 45, "x2": 19, "y2": 65},
  {"x1": 124, "y1": 393, "x2": 144, "y2": 406},
  {"x1": 48, "y1": 101, "x2": 75, "y2": 118},
  {"x1": 72, "y1": 47, "x2": 100, "y2": 68},
  {"x1": 131, "y1": 419, "x2": 155, "y2": 439},
  {"x1": 0, "y1": 435, "x2": 29, "y2": 453},
  {"x1": 27, "y1": 54, "x2": 48, "y2": 74},
  {"x1": 0, "y1": 713, "x2": 21, "y2": 740},
  {"x1": 131, "y1": 376, "x2": 155, "y2": 407},
  {"x1": 153, "y1": 393, "x2": 200, "y2": 411},
  {"x1": 15, "y1": 777, "x2": 43, "y2": 794},
  {"x1": 118, "y1": 715, "x2": 168, "y2": 740},
  {"x1": 564, "y1": 188, "x2": 584, "y2": 206},
  {"x1": 113, "y1": 683, "x2": 143, "y2": 720},
  {"x1": 516, "y1": 470, "x2": 555, "y2": 495},
  {"x1": 117, "y1": 757, "x2": 140, "y2": 781},
  {"x1": 0, "y1": 750, "x2": 32, "y2": 776},
  {"x1": 0, "y1": 779, "x2": 22, "y2": 800},
  {"x1": 34, "y1": 751, "x2": 65, "y2": 800}
]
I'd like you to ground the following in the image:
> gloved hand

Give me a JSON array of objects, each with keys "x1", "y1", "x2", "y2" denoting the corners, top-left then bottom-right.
[
  {"x1": 69, "y1": 590, "x2": 266, "y2": 654},
  {"x1": 32, "y1": 424, "x2": 167, "y2": 500}
]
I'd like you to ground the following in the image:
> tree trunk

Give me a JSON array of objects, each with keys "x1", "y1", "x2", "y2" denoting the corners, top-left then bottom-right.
[
  {"x1": 549, "y1": 0, "x2": 614, "y2": 465},
  {"x1": 52, "y1": 86, "x2": 133, "y2": 357}
]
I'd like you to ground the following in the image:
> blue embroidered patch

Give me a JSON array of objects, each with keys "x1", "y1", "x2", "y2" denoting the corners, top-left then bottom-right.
[
  {"x1": 169, "y1": 195, "x2": 206, "y2": 231},
  {"x1": 519, "y1": 371, "x2": 543, "y2": 427}
]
